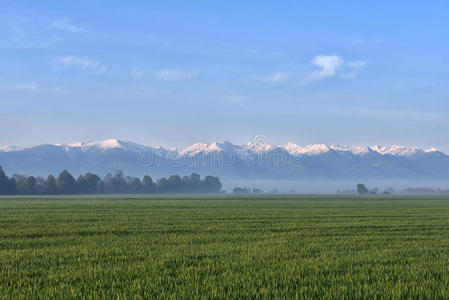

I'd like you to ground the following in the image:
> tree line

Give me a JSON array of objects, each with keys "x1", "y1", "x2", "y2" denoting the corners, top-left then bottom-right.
[{"x1": 0, "y1": 166, "x2": 222, "y2": 195}]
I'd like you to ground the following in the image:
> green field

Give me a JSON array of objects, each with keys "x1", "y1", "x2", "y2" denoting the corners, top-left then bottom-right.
[{"x1": 1, "y1": 195, "x2": 449, "y2": 299}]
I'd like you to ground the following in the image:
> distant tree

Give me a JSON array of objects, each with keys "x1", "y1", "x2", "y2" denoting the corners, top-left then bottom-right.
[
  {"x1": 233, "y1": 187, "x2": 251, "y2": 194},
  {"x1": 382, "y1": 187, "x2": 395, "y2": 195},
  {"x1": 84, "y1": 173, "x2": 101, "y2": 194},
  {"x1": 24, "y1": 176, "x2": 37, "y2": 194},
  {"x1": 201, "y1": 176, "x2": 222, "y2": 193},
  {"x1": 369, "y1": 187, "x2": 379, "y2": 195},
  {"x1": 127, "y1": 177, "x2": 143, "y2": 193},
  {"x1": 97, "y1": 180, "x2": 105, "y2": 194},
  {"x1": 8, "y1": 177, "x2": 18, "y2": 195},
  {"x1": 57, "y1": 170, "x2": 77, "y2": 194},
  {"x1": 167, "y1": 175, "x2": 183, "y2": 193},
  {"x1": 13, "y1": 174, "x2": 28, "y2": 194},
  {"x1": 0, "y1": 166, "x2": 16, "y2": 195},
  {"x1": 104, "y1": 170, "x2": 127, "y2": 193},
  {"x1": 76, "y1": 175, "x2": 88, "y2": 194},
  {"x1": 157, "y1": 177, "x2": 168, "y2": 193},
  {"x1": 44, "y1": 175, "x2": 58, "y2": 194},
  {"x1": 142, "y1": 175, "x2": 155, "y2": 193},
  {"x1": 252, "y1": 188, "x2": 263, "y2": 194},
  {"x1": 189, "y1": 173, "x2": 201, "y2": 191},
  {"x1": 357, "y1": 183, "x2": 368, "y2": 195}
]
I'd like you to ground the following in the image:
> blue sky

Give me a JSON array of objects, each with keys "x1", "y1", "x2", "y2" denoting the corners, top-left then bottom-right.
[{"x1": 1, "y1": 1, "x2": 449, "y2": 151}]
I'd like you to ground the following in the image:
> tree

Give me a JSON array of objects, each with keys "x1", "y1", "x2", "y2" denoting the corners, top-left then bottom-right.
[
  {"x1": 142, "y1": 175, "x2": 155, "y2": 193},
  {"x1": 189, "y1": 173, "x2": 201, "y2": 191},
  {"x1": 357, "y1": 183, "x2": 368, "y2": 195},
  {"x1": 13, "y1": 174, "x2": 27, "y2": 194},
  {"x1": 57, "y1": 170, "x2": 77, "y2": 194},
  {"x1": 252, "y1": 188, "x2": 263, "y2": 194},
  {"x1": 167, "y1": 175, "x2": 183, "y2": 193},
  {"x1": 201, "y1": 176, "x2": 222, "y2": 193},
  {"x1": 76, "y1": 175, "x2": 88, "y2": 194},
  {"x1": 233, "y1": 187, "x2": 251, "y2": 194},
  {"x1": 104, "y1": 170, "x2": 127, "y2": 194},
  {"x1": 84, "y1": 173, "x2": 101, "y2": 194},
  {"x1": 0, "y1": 166, "x2": 16, "y2": 195},
  {"x1": 44, "y1": 175, "x2": 58, "y2": 194},
  {"x1": 24, "y1": 176, "x2": 37, "y2": 194},
  {"x1": 127, "y1": 177, "x2": 143, "y2": 193},
  {"x1": 157, "y1": 177, "x2": 168, "y2": 193}
]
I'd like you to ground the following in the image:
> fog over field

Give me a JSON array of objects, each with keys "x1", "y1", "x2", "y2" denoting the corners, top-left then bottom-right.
[{"x1": 222, "y1": 179, "x2": 449, "y2": 194}]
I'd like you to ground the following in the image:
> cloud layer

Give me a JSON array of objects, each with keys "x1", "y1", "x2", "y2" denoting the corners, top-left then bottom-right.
[{"x1": 52, "y1": 20, "x2": 87, "y2": 33}]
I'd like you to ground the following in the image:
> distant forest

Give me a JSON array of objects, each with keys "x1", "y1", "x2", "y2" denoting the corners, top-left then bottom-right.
[{"x1": 0, "y1": 166, "x2": 222, "y2": 195}]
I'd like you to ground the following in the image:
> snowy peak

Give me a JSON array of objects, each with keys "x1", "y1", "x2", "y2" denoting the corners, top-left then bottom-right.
[
  {"x1": 61, "y1": 139, "x2": 147, "y2": 153},
  {"x1": 0, "y1": 139, "x2": 445, "y2": 157},
  {"x1": 369, "y1": 145, "x2": 422, "y2": 156},
  {"x1": 68, "y1": 138, "x2": 122, "y2": 149},
  {"x1": 283, "y1": 143, "x2": 330, "y2": 155},
  {"x1": 179, "y1": 141, "x2": 240, "y2": 155}
]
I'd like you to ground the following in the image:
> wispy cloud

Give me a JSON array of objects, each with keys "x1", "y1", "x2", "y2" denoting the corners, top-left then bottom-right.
[
  {"x1": 54, "y1": 56, "x2": 106, "y2": 74},
  {"x1": 0, "y1": 79, "x2": 66, "y2": 93},
  {"x1": 343, "y1": 61, "x2": 367, "y2": 78},
  {"x1": 155, "y1": 69, "x2": 199, "y2": 81},
  {"x1": 349, "y1": 36, "x2": 385, "y2": 45},
  {"x1": 0, "y1": 15, "x2": 58, "y2": 49},
  {"x1": 52, "y1": 20, "x2": 87, "y2": 33},
  {"x1": 130, "y1": 69, "x2": 145, "y2": 78},
  {"x1": 263, "y1": 72, "x2": 288, "y2": 83},
  {"x1": 346, "y1": 36, "x2": 413, "y2": 53}
]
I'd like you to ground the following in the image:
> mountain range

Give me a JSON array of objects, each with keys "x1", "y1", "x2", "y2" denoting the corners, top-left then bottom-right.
[{"x1": 1, "y1": 139, "x2": 448, "y2": 180}]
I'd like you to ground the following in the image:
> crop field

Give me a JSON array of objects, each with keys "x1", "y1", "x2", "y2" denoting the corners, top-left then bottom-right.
[{"x1": 1, "y1": 195, "x2": 449, "y2": 299}]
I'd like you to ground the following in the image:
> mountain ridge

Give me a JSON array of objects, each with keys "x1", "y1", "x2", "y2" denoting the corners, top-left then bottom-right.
[
  {"x1": 1, "y1": 139, "x2": 448, "y2": 180},
  {"x1": 0, "y1": 138, "x2": 444, "y2": 156}
]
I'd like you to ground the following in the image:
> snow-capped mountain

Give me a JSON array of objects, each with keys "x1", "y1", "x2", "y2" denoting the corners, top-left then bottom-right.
[{"x1": 0, "y1": 139, "x2": 448, "y2": 179}]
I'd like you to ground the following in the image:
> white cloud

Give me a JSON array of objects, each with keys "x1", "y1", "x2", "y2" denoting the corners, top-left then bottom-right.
[
  {"x1": 155, "y1": 69, "x2": 199, "y2": 80},
  {"x1": 312, "y1": 55, "x2": 343, "y2": 78},
  {"x1": 54, "y1": 56, "x2": 106, "y2": 74},
  {"x1": 308, "y1": 55, "x2": 366, "y2": 81},
  {"x1": 52, "y1": 20, "x2": 87, "y2": 33}
]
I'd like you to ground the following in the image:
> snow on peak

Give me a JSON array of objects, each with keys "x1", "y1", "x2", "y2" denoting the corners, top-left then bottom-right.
[
  {"x1": 180, "y1": 142, "x2": 235, "y2": 155},
  {"x1": 369, "y1": 145, "x2": 422, "y2": 156},
  {"x1": 65, "y1": 139, "x2": 147, "y2": 152},
  {"x1": 425, "y1": 147, "x2": 440, "y2": 153},
  {"x1": 180, "y1": 143, "x2": 208, "y2": 155},
  {"x1": 283, "y1": 143, "x2": 330, "y2": 155},
  {"x1": 0, "y1": 139, "x2": 445, "y2": 157},
  {"x1": 330, "y1": 145, "x2": 372, "y2": 155},
  {"x1": 67, "y1": 139, "x2": 123, "y2": 150},
  {"x1": 0, "y1": 146, "x2": 26, "y2": 152},
  {"x1": 244, "y1": 142, "x2": 276, "y2": 153}
]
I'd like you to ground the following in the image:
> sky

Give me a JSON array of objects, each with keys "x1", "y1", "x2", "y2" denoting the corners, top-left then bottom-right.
[{"x1": 1, "y1": 1, "x2": 449, "y2": 151}]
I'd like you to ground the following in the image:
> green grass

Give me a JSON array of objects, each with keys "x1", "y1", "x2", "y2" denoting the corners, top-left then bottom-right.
[{"x1": 1, "y1": 195, "x2": 449, "y2": 299}]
